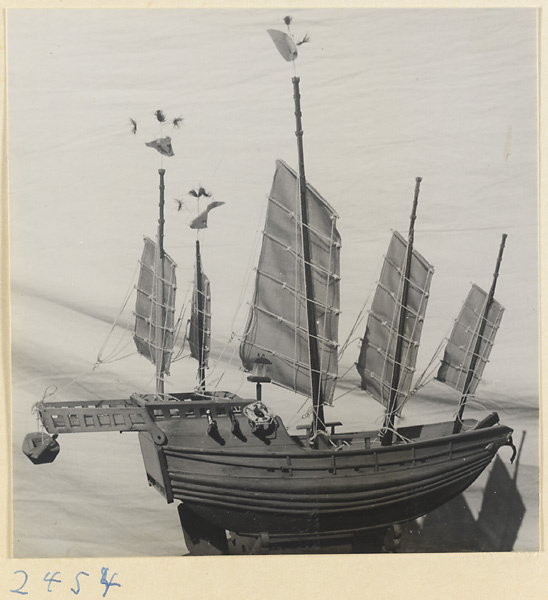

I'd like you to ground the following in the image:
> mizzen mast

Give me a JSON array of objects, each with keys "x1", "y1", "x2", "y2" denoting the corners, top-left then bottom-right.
[{"x1": 452, "y1": 233, "x2": 507, "y2": 433}]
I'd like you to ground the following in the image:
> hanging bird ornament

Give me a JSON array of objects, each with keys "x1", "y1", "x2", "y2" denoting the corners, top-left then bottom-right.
[
  {"x1": 155, "y1": 109, "x2": 166, "y2": 123},
  {"x1": 188, "y1": 187, "x2": 225, "y2": 229},
  {"x1": 127, "y1": 108, "x2": 183, "y2": 157},
  {"x1": 188, "y1": 187, "x2": 212, "y2": 199},
  {"x1": 268, "y1": 15, "x2": 310, "y2": 62}
]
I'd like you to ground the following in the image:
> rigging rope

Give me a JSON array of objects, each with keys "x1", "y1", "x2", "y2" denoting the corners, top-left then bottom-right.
[
  {"x1": 207, "y1": 197, "x2": 266, "y2": 393},
  {"x1": 338, "y1": 251, "x2": 383, "y2": 361},
  {"x1": 95, "y1": 260, "x2": 140, "y2": 365}
]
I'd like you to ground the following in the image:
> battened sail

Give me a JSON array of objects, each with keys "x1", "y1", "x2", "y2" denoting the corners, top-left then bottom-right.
[
  {"x1": 188, "y1": 268, "x2": 211, "y2": 368},
  {"x1": 437, "y1": 284, "x2": 504, "y2": 394},
  {"x1": 240, "y1": 160, "x2": 341, "y2": 404},
  {"x1": 134, "y1": 237, "x2": 177, "y2": 374},
  {"x1": 356, "y1": 231, "x2": 433, "y2": 411}
]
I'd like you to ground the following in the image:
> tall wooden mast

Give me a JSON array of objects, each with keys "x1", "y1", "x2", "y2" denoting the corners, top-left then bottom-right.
[
  {"x1": 453, "y1": 233, "x2": 507, "y2": 434},
  {"x1": 292, "y1": 76, "x2": 325, "y2": 438},
  {"x1": 267, "y1": 22, "x2": 327, "y2": 439},
  {"x1": 155, "y1": 168, "x2": 166, "y2": 397},
  {"x1": 381, "y1": 177, "x2": 422, "y2": 446}
]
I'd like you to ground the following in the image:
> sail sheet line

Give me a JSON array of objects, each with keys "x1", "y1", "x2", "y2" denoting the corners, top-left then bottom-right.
[
  {"x1": 397, "y1": 333, "x2": 448, "y2": 414},
  {"x1": 95, "y1": 259, "x2": 141, "y2": 366},
  {"x1": 338, "y1": 250, "x2": 384, "y2": 362},
  {"x1": 207, "y1": 215, "x2": 265, "y2": 393}
]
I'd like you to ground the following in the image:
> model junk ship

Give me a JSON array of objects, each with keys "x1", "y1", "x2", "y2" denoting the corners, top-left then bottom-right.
[{"x1": 23, "y1": 22, "x2": 516, "y2": 555}]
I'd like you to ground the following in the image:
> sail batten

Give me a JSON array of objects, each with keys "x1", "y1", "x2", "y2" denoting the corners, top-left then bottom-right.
[
  {"x1": 437, "y1": 283, "x2": 504, "y2": 395},
  {"x1": 252, "y1": 304, "x2": 338, "y2": 347},
  {"x1": 356, "y1": 231, "x2": 433, "y2": 411},
  {"x1": 254, "y1": 270, "x2": 341, "y2": 315},
  {"x1": 262, "y1": 232, "x2": 341, "y2": 279},
  {"x1": 240, "y1": 160, "x2": 341, "y2": 405},
  {"x1": 267, "y1": 197, "x2": 341, "y2": 246},
  {"x1": 134, "y1": 237, "x2": 177, "y2": 375}
]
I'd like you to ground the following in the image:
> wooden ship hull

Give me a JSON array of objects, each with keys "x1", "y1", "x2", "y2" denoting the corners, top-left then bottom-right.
[
  {"x1": 24, "y1": 20, "x2": 517, "y2": 555},
  {"x1": 37, "y1": 393, "x2": 514, "y2": 550}
]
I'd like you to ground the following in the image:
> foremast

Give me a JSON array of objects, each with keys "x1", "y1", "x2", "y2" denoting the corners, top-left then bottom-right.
[{"x1": 155, "y1": 168, "x2": 167, "y2": 397}]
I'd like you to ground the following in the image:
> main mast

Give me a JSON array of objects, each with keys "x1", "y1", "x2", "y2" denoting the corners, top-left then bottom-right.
[
  {"x1": 292, "y1": 75, "x2": 326, "y2": 438},
  {"x1": 381, "y1": 177, "x2": 422, "y2": 446}
]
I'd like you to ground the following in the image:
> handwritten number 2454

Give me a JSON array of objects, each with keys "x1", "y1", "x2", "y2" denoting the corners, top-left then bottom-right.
[{"x1": 10, "y1": 568, "x2": 121, "y2": 597}]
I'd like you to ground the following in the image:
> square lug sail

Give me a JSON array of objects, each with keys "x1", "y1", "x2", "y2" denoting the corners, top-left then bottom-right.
[
  {"x1": 356, "y1": 231, "x2": 433, "y2": 411},
  {"x1": 437, "y1": 283, "x2": 504, "y2": 394},
  {"x1": 188, "y1": 271, "x2": 211, "y2": 367},
  {"x1": 240, "y1": 160, "x2": 341, "y2": 405},
  {"x1": 134, "y1": 237, "x2": 177, "y2": 374}
]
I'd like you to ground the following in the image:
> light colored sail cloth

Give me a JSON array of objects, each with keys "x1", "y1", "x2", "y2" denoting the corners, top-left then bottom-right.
[
  {"x1": 356, "y1": 231, "x2": 433, "y2": 411},
  {"x1": 240, "y1": 160, "x2": 341, "y2": 405},
  {"x1": 145, "y1": 137, "x2": 174, "y2": 157},
  {"x1": 134, "y1": 237, "x2": 177, "y2": 374},
  {"x1": 436, "y1": 284, "x2": 504, "y2": 395},
  {"x1": 189, "y1": 201, "x2": 225, "y2": 230},
  {"x1": 267, "y1": 29, "x2": 298, "y2": 62},
  {"x1": 188, "y1": 271, "x2": 211, "y2": 367}
]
